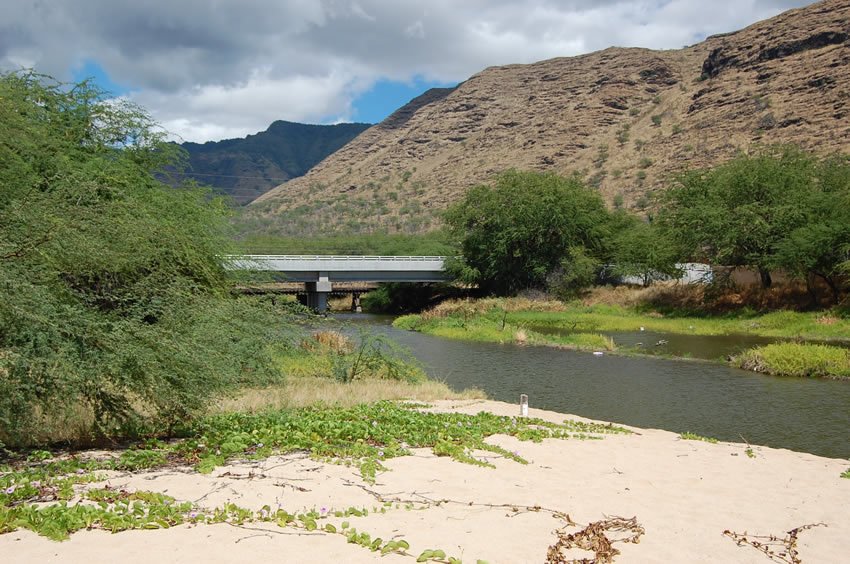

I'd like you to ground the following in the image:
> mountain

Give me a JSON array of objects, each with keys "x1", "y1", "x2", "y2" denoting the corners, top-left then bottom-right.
[
  {"x1": 247, "y1": 0, "x2": 850, "y2": 236},
  {"x1": 177, "y1": 120, "x2": 371, "y2": 204}
]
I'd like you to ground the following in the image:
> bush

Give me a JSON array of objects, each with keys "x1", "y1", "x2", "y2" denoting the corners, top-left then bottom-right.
[
  {"x1": 0, "y1": 72, "x2": 287, "y2": 444},
  {"x1": 546, "y1": 246, "x2": 601, "y2": 299}
]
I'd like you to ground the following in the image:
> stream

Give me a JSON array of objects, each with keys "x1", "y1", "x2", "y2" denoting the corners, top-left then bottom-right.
[{"x1": 327, "y1": 314, "x2": 850, "y2": 459}]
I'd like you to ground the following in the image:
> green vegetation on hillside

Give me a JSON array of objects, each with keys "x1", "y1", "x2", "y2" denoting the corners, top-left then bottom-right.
[{"x1": 437, "y1": 149, "x2": 850, "y2": 305}]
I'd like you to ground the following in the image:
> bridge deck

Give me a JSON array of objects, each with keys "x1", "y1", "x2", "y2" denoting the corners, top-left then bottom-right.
[{"x1": 229, "y1": 255, "x2": 448, "y2": 283}]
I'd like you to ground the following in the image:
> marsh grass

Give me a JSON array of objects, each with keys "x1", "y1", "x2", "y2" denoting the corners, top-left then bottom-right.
[
  {"x1": 734, "y1": 343, "x2": 850, "y2": 379},
  {"x1": 417, "y1": 295, "x2": 850, "y2": 341},
  {"x1": 395, "y1": 310, "x2": 614, "y2": 352},
  {"x1": 309, "y1": 330, "x2": 353, "y2": 353}
]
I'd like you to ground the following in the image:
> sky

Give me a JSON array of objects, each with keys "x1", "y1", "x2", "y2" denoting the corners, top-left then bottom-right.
[{"x1": 1, "y1": 0, "x2": 813, "y2": 143}]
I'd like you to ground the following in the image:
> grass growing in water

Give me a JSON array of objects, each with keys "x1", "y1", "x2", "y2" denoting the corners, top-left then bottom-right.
[
  {"x1": 409, "y1": 297, "x2": 850, "y2": 341},
  {"x1": 394, "y1": 309, "x2": 615, "y2": 352},
  {"x1": 734, "y1": 343, "x2": 850, "y2": 379},
  {"x1": 508, "y1": 305, "x2": 850, "y2": 340}
]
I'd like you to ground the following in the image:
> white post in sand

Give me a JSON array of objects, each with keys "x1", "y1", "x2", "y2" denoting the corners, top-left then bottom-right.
[{"x1": 520, "y1": 394, "x2": 528, "y2": 417}]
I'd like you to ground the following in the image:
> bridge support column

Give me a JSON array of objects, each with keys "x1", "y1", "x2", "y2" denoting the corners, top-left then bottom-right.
[
  {"x1": 351, "y1": 292, "x2": 362, "y2": 313},
  {"x1": 305, "y1": 273, "x2": 332, "y2": 313}
]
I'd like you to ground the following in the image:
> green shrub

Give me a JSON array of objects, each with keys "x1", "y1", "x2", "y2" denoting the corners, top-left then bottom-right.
[
  {"x1": 444, "y1": 171, "x2": 612, "y2": 295},
  {"x1": 0, "y1": 72, "x2": 287, "y2": 444}
]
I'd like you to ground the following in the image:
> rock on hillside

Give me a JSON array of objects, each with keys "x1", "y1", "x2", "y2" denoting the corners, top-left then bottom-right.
[
  {"x1": 176, "y1": 121, "x2": 370, "y2": 204},
  {"x1": 249, "y1": 0, "x2": 850, "y2": 235}
]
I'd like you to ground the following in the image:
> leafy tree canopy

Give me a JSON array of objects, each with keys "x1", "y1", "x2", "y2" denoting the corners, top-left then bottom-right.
[
  {"x1": 443, "y1": 170, "x2": 611, "y2": 295},
  {"x1": 658, "y1": 146, "x2": 850, "y2": 289}
]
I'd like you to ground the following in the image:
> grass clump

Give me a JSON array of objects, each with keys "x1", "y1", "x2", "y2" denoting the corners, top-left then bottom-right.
[
  {"x1": 679, "y1": 432, "x2": 719, "y2": 444},
  {"x1": 395, "y1": 302, "x2": 614, "y2": 352},
  {"x1": 279, "y1": 330, "x2": 427, "y2": 383},
  {"x1": 734, "y1": 343, "x2": 850, "y2": 379}
]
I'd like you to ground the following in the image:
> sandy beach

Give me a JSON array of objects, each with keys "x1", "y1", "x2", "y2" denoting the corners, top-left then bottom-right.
[{"x1": 3, "y1": 399, "x2": 848, "y2": 563}]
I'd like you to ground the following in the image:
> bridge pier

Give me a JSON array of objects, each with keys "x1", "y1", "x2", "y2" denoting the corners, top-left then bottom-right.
[
  {"x1": 302, "y1": 272, "x2": 332, "y2": 313},
  {"x1": 351, "y1": 292, "x2": 362, "y2": 313}
]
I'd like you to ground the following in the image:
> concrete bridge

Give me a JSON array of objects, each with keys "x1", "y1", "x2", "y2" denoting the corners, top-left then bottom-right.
[{"x1": 229, "y1": 255, "x2": 448, "y2": 312}]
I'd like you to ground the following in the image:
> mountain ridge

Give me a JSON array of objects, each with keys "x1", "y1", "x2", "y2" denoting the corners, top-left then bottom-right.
[
  {"x1": 247, "y1": 0, "x2": 850, "y2": 236},
  {"x1": 177, "y1": 120, "x2": 371, "y2": 204}
]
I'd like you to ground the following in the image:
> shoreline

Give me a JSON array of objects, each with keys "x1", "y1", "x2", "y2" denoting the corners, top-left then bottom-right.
[
  {"x1": 392, "y1": 311, "x2": 850, "y2": 380},
  {"x1": 3, "y1": 399, "x2": 848, "y2": 563}
]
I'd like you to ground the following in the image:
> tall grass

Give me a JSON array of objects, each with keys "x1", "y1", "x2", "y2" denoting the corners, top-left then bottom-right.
[
  {"x1": 508, "y1": 306, "x2": 850, "y2": 340},
  {"x1": 395, "y1": 310, "x2": 615, "y2": 351},
  {"x1": 213, "y1": 377, "x2": 485, "y2": 413},
  {"x1": 734, "y1": 343, "x2": 850, "y2": 379}
]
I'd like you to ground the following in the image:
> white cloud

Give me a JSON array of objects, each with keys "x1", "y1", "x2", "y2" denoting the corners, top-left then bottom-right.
[
  {"x1": 0, "y1": 0, "x2": 814, "y2": 141},
  {"x1": 132, "y1": 69, "x2": 359, "y2": 141},
  {"x1": 405, "y1": 20, "x2": 426, "y2": 39}
]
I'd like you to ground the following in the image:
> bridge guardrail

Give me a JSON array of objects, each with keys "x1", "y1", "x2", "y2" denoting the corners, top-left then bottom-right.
[{"x1": 234, "y1": 255, "x2": 447, "y2": 261}]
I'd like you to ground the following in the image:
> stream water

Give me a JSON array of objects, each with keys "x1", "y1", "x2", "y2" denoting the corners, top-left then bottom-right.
[{"x1": 327, "y1": 314, "x2": 850, "y2": 460}]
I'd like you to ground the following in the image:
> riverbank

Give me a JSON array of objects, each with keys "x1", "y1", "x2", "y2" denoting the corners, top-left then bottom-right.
[
  {"x1": 401, "y1": 297, "x2": 850, "y2": 340},
  {"x1": 3, "y1": 399, "x2": 848, "y2": 563},
  {"x1": 393, "y1": 298, "x2": 850, "y2": 378}
]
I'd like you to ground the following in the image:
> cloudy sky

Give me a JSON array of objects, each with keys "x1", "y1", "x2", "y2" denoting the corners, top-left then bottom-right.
[{"x1": 1, "y1": 0, "x2": 812, "y2": 142}]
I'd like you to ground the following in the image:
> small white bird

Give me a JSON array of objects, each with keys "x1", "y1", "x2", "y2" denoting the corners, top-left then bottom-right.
[{"x1": 639, "y1": 326, "x2": 645, "y2": 331}]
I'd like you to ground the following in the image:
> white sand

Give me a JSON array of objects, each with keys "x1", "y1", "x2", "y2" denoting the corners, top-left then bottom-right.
[{"x1": 3, "y1": 399, "x2": 848, "y2": 563}]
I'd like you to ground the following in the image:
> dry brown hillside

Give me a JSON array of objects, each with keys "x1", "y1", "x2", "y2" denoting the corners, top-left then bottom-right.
[{"x1": 246, "y1": 0, "x2": 850, "y2": 236}]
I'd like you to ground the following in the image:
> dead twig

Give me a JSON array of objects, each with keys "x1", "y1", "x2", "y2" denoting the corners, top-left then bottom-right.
[
  {"x1": 723, "y1": 523, "x2": 827, "y2": 564},
  {"x1": 547, "y1": 515, "x2": 645, "y2": 564}
]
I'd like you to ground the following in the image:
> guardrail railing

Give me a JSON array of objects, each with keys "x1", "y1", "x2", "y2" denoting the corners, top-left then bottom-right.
[{"x1": 236, "y1": 255, "x2": 447, "y2": 261}]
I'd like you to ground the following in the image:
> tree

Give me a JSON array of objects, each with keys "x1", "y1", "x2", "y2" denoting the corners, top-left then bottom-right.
[
  {"x1": 0, "y1": 72, "x2": 285, "y2": 444},
  {"x1": 772, "y1": 155, "x2": 850, "y2": 303},
  {"x1": 609, "y1": 218, "x2": 681, "y2": 286},
  {"x1": 658, "y1": 146, "x2": 816, "y2": 288},
  {"x1": 443, "y1": 171, "x2": 611, "y2": 295}
]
